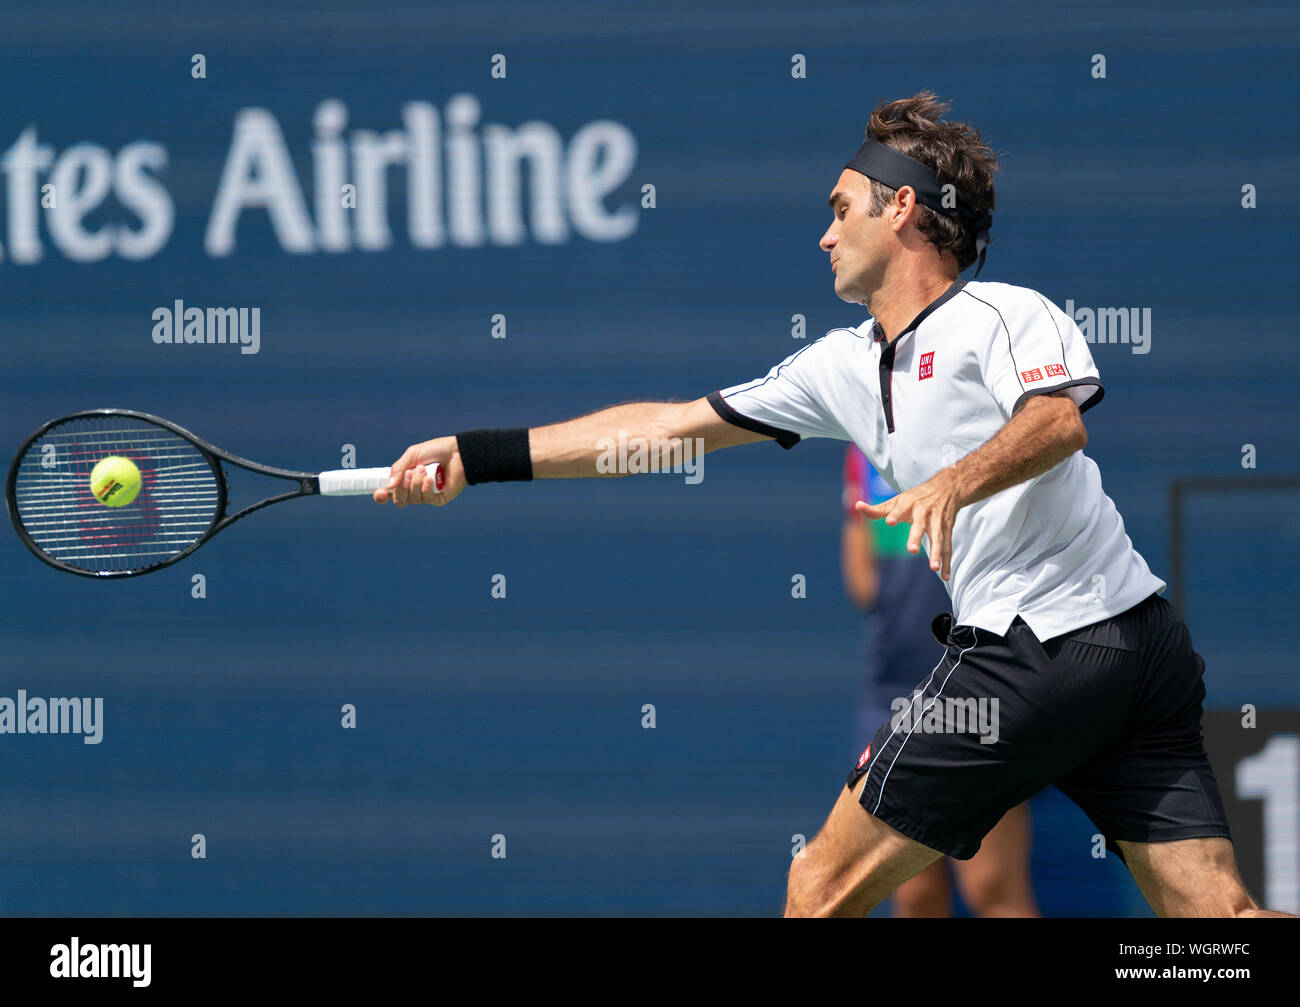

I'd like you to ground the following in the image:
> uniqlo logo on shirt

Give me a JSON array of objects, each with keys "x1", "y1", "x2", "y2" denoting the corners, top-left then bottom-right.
[
  {"x1": 1044, "y1": 363, "x2": 1067, "y2": 378},
  {"x1": 1020, "y1": 367, "x2": 1044, "y2": 383},
  {"x1": 918, "y1": 352, "x2": 935, "y2": 380}
]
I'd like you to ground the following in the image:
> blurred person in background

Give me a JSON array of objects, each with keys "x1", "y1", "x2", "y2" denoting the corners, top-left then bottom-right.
[{"x1": 842, "y1": 443, "x2": 1038, "y2": 917}]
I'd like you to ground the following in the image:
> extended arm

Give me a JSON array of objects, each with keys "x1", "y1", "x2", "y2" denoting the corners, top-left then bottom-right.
[
  {"x1": 856, "y1": 392, "x2": 1087, "y2": 580},
  {"x1": 373, "y1": 396, "x2": 768, "y2": 505},
  {"x1": 529, "y1": 397, "x2": 766, "y2": 478}
]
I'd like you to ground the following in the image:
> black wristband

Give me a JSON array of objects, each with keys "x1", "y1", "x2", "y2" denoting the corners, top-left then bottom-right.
[{"x1": 454, "y1": 428, "x2": 534, "y2": 485}]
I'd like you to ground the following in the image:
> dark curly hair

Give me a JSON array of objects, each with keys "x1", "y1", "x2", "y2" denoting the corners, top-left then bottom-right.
[{"x1": 863, "y1": 92, "x2": 998, "y2": 271}]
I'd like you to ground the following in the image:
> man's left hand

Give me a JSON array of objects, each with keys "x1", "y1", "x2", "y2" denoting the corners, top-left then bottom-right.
[{"x1": 855, "y1": 469, "x2": 964, "y2": 581}]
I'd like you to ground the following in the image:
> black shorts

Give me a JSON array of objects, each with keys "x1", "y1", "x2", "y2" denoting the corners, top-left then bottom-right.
[{"x1": 845, "y1": 593, "x2": 1230, "y2": 860}]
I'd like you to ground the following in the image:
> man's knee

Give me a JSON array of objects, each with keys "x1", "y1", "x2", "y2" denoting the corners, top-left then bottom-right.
[
  {"x1": 786, "y1": 833, "x2": 865, "y2": 917},
  {"x1": 957, "y1": 870, "x2": 1015, "y2": 913},
  {"x1": 1177, "y1": 886, "x2": 1257, "y2": 917},
  {"x1": 1117, "y1": 837, "x2": 1265, "y2": 918},
  {"x1": 784, "y1": 785, "x2": 943, "y2": 918},
  {"x1": 890, "y1": 863, "x2": 952, "y2": 918}
]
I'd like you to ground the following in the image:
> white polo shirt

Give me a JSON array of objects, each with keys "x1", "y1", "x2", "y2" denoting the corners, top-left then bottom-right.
[{"x1": 708, "y1": 278, "x2": 1165, "y2": 640}]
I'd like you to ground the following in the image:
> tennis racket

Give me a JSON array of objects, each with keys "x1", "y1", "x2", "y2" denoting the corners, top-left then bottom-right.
[{"x1": 5, "y1": 408, "x2": 443, "y2": 579}]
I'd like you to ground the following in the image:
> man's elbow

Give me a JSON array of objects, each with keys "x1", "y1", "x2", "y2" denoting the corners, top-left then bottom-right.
[
  {"x1": 1036, "y1": 393, "x2": 1087, "y2": 454},
  {"x1": 1063, "y1": 410, "x2": 1087, "y2": 454}
]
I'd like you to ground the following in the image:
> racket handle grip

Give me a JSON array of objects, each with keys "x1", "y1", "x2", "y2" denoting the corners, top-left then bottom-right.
[{"x1": 317, "y1": 465, "x2": 444, "y2": 496}]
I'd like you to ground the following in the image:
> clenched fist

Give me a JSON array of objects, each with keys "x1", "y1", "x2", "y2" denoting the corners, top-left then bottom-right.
[{"x1": 372, "y1": 436, "x2": 468, "y2": 507}]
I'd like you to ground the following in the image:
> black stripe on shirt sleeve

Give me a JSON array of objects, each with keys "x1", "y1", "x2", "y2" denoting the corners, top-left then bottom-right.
[
  {"x1": 1012, "y1": 378, "x2": 1104, "y2": 417},
  {"x1": 706, "y1": 390, "x2": 802, "y2": 449}
]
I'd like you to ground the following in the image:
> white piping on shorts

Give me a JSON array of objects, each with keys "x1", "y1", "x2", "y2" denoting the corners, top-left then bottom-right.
[{"x1": 870, "y1": 640, "x2": 977, "y2": 817}]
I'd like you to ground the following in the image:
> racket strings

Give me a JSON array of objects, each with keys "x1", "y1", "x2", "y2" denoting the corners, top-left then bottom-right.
[{"x1": 12, "y1": 417, "x2": 221, "y2": 573}]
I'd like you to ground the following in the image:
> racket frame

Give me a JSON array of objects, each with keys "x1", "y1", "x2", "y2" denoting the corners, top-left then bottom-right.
[{"x1": 6, "y1": 408, "x2": 323, "y2": 579}]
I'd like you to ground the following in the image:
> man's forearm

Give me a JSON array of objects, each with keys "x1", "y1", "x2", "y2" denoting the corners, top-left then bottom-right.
[
  {"x1": 376, "y1": 395, "x2": 769, "y2": 505},
  {"x1": 949, "y1": 394, "x2": 1088, "y2": 508},
  {"x1": 528, "y1": 401, "x2": 685, "y2": 478},
  {"x1": 527, "y1": 396, "x2": 766, "y2": 479}
]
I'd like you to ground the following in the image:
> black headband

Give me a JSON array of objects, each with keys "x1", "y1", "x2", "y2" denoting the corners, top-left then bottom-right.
[{"x1": 845, "y1": 140, "x2": 992, "y2": 277}]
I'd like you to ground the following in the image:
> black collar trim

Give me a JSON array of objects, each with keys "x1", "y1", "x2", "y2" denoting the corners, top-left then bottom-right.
[
  {"x1": 872, "y1": 278, "x2": 968, "y2": 344},
  {"x1": 874, "y1": 278, "x2": 967, "y2": 435}
]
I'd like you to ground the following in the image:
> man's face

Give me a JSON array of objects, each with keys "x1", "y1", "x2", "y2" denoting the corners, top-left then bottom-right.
[{"x1": 820, "y1": 169, "x2": 889, "y2": 305}]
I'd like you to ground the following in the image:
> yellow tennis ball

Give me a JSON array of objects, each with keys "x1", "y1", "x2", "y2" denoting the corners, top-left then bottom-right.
[{"x1": 90, "y1": 456, "x2": 142, "y2": 507}]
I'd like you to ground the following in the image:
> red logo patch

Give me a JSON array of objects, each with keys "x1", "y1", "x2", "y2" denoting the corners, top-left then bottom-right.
[
  {"x1": 918, "y1": 351, "x2": 934, "y2": 380},
  {"x1": 1045, "y1": 363, "x2": 1067, "y2": 378},
  {"x1": 857, "y1": 744, "x2": 872, "y2": 769},
  {"x1": 1020, "y1": 367, "x2": 1044, "y2": 383}
]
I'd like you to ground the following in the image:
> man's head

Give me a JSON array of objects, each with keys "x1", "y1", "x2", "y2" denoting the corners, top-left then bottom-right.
[{"x1": 821, "y1": 92, "x2": 998, "y2": 306}]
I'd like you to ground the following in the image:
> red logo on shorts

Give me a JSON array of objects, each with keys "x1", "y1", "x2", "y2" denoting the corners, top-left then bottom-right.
[
  {"x1": 857, "y1": 744, "x2": 872, "y2": 769},
  {"x1": 1045, "y1": 363, "x2": 1067, "y2": 378},
  {"x1": 919, "y1": 352, "x2": 934, "y2": 380},
  {"x1": 1020, "y1": 367, "x2": 1044, "y2": 383}
]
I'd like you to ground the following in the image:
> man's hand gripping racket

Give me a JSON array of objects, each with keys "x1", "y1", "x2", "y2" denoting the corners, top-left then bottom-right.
[{"x1": 372, "y1": 436, "x2": 466, "y2": 507}]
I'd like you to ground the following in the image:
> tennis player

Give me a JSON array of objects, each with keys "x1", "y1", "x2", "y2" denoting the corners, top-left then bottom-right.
[{"x1": 376, "y1": 92, "x2": 1291, "y2": 918}]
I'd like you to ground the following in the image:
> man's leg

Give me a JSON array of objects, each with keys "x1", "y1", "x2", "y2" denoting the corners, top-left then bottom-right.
[
  {"x1": 858, "y1": 685, "x2": 952, "y2": 917},
  {"x1": 1056, "y1": 597, "x2": 1294, "y2": 918},
  {"x1": 890, "y1": 859, "x2": 953, "y2": 917},
  {"x1": 1116, "y1": 837, "x2": 1295, "y2": 918},
  {"x1": 785, "y1": 773, "x2": 944, "y2": 918},
  {"x1": 951, "y1": 801, "x2": 1039, "y2": 917},
  {"x1": 814, "y1": 619, "x2": 1079, "y2": 918}
]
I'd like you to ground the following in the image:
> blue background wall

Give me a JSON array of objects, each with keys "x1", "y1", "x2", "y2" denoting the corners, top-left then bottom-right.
[{"x1": 0, "y1": 0, "x2": 1295, "y2": 915}]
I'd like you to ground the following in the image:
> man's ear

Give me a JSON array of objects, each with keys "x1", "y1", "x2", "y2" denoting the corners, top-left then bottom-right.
[{"x1": 891, "y1": 186, "x2": 918, "y2": 231}]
